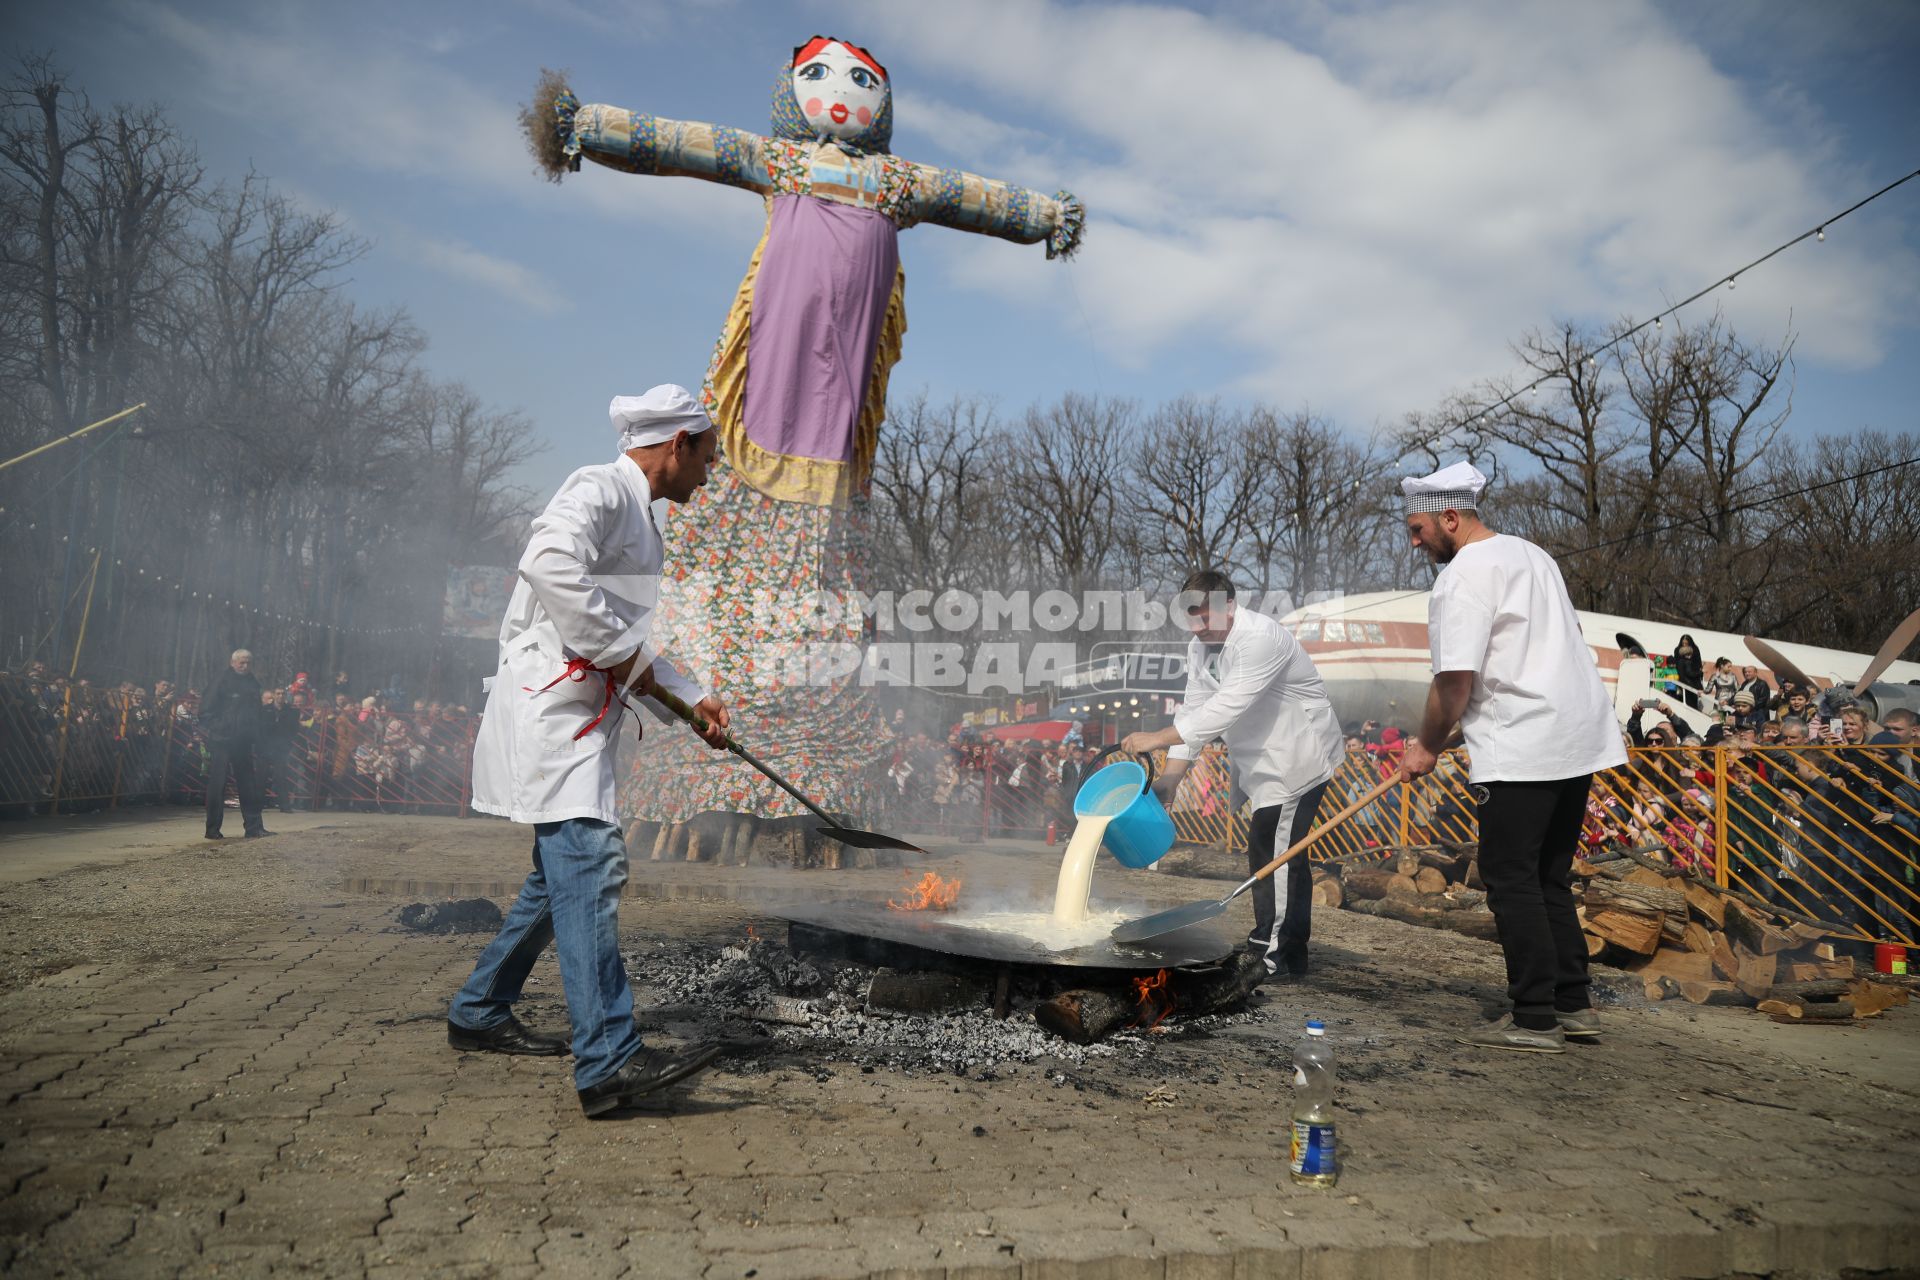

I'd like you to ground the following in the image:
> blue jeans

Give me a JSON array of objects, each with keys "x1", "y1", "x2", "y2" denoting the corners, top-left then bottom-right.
[{"x1": 449, "y1": 818, "x2": 643, "y2": 1089}]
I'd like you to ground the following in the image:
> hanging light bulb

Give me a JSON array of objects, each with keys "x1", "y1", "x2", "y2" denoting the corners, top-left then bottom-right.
[
  {"x1": 1816, "y1": 227, "x2": 1825, "y2": 242},
  {"x1": 1726, "y1": 275, "x2": 1737, "y2": 290},
  {"x1": 1654, "y1": 316, "x2": 1662, "y2": 329}
]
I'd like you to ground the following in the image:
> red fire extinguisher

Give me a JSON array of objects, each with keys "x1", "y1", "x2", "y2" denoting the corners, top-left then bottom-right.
[{"x1": 1046, "y1": 820, "x2": 1058, "y2": 845}]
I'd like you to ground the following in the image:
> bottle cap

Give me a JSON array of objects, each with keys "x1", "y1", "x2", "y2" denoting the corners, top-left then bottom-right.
[{"x1": 1306, "y1": 1019, "x2": 1325, "y2": 1035}]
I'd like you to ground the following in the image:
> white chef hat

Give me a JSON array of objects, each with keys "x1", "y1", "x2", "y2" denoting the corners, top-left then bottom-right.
[
  {"x1": 1401, "y1": 461, "x2": 1487, "y2": 514},
  {"x1": 610, "y1": 384, "x2": 713, "y2": 453}
]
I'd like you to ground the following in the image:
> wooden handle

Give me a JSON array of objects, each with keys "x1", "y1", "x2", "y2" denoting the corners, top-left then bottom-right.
[{"x1": 1246, "y1": 775, "x2": 1400, "y2": 887}]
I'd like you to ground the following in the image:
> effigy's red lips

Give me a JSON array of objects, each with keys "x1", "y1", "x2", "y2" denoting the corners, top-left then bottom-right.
[{"x1": 829, "y1": 103, "x2": 850, "y2": 123}]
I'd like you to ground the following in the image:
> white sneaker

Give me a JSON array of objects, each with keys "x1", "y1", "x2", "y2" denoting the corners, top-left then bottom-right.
[{"x1": 1455, "y1": 1014, "x2": 1566, "y2": 1053}]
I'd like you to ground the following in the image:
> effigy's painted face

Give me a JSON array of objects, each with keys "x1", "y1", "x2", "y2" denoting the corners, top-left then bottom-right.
[{"x1": 792, "y1": 41, "x2": 889, "y2": 141}]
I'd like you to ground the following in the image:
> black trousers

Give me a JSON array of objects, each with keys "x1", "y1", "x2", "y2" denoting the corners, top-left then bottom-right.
[
  {"x1": 1477, "y1": 775, "x2": 1593, "y2": 1027},
  {"x1": 1245, "y1": 780, "x2": 1331, "y2": 975},
  {"x1": 205, "y1": 738, "x2": 266, "y2": 836}
]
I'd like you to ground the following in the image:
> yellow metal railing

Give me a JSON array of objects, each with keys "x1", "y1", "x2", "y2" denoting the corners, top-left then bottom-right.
[{"x1": 1144, "y1": 742, "x2": 1919, "y2": 945}]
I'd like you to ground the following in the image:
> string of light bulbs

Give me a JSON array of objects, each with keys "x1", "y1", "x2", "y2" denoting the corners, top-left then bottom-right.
[{"x1": 1451, "y1": 167, "x2": 1920, "y2": 428}]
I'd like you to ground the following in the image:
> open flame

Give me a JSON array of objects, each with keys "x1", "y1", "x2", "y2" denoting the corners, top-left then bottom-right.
[
  {"x1": 1131, "y1": 968, "x2": 1175, "y2": 1030},
  {"x1": 888, "y1": 870, "x2": 963, "y2": 912}
]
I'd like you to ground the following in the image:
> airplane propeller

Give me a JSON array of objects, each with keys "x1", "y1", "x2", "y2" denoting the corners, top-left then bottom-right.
[
  {"x1": 1741, "y1": 635, "x2": 1817, "y2": 693},
  {"x1": 1853, "y1": 606, "x2": 1920, "y2": 698}
]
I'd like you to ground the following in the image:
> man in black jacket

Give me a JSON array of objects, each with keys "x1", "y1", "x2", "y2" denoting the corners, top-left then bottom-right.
[{"x1": 202, "y1": 649, "x2": 269, "y2": 839}]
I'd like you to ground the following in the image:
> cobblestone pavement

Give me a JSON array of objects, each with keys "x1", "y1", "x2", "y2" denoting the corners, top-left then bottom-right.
[{"x1": 2, "y1": 814, "x2": 1917, "y2": 1278}]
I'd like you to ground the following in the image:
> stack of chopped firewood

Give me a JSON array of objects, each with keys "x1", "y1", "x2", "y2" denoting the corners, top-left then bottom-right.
[{"x1": 1320, "y1": 843, "x2": 1909, "y2": 1025}]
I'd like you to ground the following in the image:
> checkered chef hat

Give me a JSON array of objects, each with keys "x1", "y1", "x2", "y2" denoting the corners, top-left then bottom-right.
[{"x1": 1401, "y1": 461, "x2": 1487, "y2": 515}]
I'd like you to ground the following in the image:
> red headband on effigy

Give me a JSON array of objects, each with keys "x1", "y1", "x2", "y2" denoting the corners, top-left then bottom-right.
[{"x1": 792, "y1": 35, "x2": 888, "y2": 82}]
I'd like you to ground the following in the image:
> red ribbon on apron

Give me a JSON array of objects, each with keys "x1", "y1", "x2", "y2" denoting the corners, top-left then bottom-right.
[{"x1": 526, "y1": 656, "x2": 641, "y2": 742}]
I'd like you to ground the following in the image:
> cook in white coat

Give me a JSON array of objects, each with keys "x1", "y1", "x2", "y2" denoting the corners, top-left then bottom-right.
[
  {"x1": 1123, "y1": 569, "x2": 1345, "y2": 978},
  {"x1": 1396, "y1": 462, "x2": 1626, "y2": 1055},
  {"x1": 449, "y1": 384, "x2": 734, "y2": 1117}
]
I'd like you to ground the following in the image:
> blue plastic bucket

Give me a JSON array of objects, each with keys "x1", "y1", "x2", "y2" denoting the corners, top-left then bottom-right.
[{"x1": 1073, "y1": 761, "x2": 1176, "y2": 869}]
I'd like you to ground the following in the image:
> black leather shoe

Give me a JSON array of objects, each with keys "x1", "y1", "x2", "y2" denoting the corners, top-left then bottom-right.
[
  {"x1": 578, "y1": 1044, "x2": 722, "y2": 1117},
  {"x1": 244, "y1": 828, "x2": 274, "y2": 838},
  {"x1": 447, "y1": 1015, "x2": 569, "y2": 1057},
  {"x1": 205, "y1": 831, "x2": 224, "y2": 841}
]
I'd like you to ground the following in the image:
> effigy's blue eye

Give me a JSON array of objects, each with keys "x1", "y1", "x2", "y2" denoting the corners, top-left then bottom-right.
[
  {"x1": 850, "y1": 68, "x2": 876, "y2": 89},
  {"x1": 798, "y1": 62, "x2": 828, "y2": 81}
]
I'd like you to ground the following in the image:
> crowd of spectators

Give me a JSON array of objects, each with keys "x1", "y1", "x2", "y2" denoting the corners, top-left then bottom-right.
[
  {"x1": 0, "y1": 659, "x2": 478, "y2": 817},
  {"x1": 1589, "y1": 651, "x2": 1918, "y2": 930},
  {"x1": 876, "y1": 720, "x2": 1108, "y2": 837}
]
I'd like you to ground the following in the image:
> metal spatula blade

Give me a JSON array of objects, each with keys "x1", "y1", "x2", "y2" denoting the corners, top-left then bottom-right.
[{"x1": 1111, "y1": 897, "x2": 1231, "y2": 944}]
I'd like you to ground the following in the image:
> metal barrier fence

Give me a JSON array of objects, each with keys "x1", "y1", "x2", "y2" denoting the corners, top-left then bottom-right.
[
  {"x1": 880, "y1": 741, "x2": 1919, "y2": 946},
  {"x1": 0, "y1": 672, "x2": 478, "y2": 817},
  {"x1": 10, "y1": 674, "x2": 1913, "y2": 944}
]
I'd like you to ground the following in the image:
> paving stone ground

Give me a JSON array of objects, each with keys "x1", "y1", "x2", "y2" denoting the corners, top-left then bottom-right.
[{"x1": 1, "y1": 812, "x2": 1917, "y2": 1278}]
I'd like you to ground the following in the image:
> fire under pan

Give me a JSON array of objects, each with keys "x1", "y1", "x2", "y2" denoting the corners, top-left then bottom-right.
[{"x1": 769, "y1": 901, "x2": 1238, "y2": 973}]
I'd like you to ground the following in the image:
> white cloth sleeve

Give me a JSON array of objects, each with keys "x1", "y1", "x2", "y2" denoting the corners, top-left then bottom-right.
[
  {"x1": 1429, "y1": 571, "x2": 1493, "y2": 676},
  {"x1": 1166, "y1": 643, "x2": 1209, "y2": 762},
  {"x1": 1173, "y1": 630, "x2": 1283, "y2": 750},
  {"x1": 517, "y1": 473, "x2": 648, "y2": 670}
]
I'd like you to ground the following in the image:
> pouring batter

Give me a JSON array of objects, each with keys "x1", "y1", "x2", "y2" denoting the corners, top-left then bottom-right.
[{"x1": 1122, "y1": 568, "x2": 1344, "y2": 980}]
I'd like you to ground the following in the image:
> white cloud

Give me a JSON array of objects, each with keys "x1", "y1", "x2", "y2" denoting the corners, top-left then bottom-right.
[
  {"x1": 112, "y1": 0, "x2": 765, "y2": 242},
  {"x1": 404, "y1": 236, "x2": 569, "y2": 315},
  {"x1": 858, "y1": 0, "x2": 1918, "y2": 426}
]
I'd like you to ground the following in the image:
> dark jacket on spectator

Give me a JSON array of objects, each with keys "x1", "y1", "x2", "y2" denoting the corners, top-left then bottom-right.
[
  {"x1": 1672, "y1": 638, "x2": 1704, "y2": 699},
  {"x1": 201, "y1": 669, "x2": 264, "y2": 743}
]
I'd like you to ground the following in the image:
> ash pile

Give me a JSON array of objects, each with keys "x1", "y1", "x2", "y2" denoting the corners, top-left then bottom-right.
[{"x1": 627, "y1": 930, "x2": 1273, "y2": 1077}]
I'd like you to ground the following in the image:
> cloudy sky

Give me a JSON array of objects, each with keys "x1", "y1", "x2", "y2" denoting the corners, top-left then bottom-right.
[{"x1": 12, "y1": 0, "x2": 1919, "y2": 496}]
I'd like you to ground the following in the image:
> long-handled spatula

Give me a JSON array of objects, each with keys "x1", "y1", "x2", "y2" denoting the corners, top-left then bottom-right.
[
  {"x1": 1112, "y1": 775, "x2": 1400, "y2": 944},
  {"x1": 651, "y1": 689, "x2": 926, "y2": 855}
]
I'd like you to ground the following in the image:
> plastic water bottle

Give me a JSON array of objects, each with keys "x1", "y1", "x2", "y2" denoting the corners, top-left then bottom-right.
[{"x1": 1289, "y1": 1018, "x2": 1337, "y2": 1187}]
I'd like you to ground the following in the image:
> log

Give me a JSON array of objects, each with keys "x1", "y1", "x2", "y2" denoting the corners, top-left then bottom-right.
[
  {"x1": 1033, "y1": 989, "x2": 1136, "y2": 1044},
  {"x1": 1633, "y1": 949, "x2": 1716, "y2": 985},
  {"x1": 1413, "y1": 867, "x2": 1449, "y2": 895},
  {"x1": 1678, "y1": 980, "x2": 1748, "y2": 1006},
  {"x1": 1766, "y1": 979, "x2": 1851, "y2": 1003},
  {"x1": 1311, "y1": 877, "x2": 1345, "y2": 909},
  {"x1": 1682, "y1": 921, "x2": 1716, "y2": 955},
  {"x1": 1345, "y1": 896, "x2": 1502, "y2": 942},
  {"x1": 1711, "y1": 935, "x2": 1740, "y2": 982},
  {"x1": 1588, "y1": 858, "x2": 1634, "y2": 881},
  {"x1": 867, "y1": 970, "x2": 985, "y2": 1015},
  {"x1": 1585, "y1": 878, "x2": 1687, "y2": 917},
  {"x1": 1166, "y1": 952, "x2": 1266, "y2": 1017},
  {"x1": 1618, "y1": 844, "x2": 1848, "y2": 933},
  {"x1": 1723, "y1": 902, "x2": 1796, "y2": 957},
  {"x1": 1625, "y1": 867, "x2": 1674, "y2": 890},
  {"x1": 1585, "y1": 931, "x2": 1608, "y2": 958},
  {"x1": 1846, "y1": 979, "x2": 1907, "y2": 1019},
  {"x1": 1437, "y1": 888, "x2": 1487, "y2": 910},
  {"x1": 1661, "y1": 913, "x2": 1688, "y2": 947},
  {"x1": 1683, "y1": 881, "x2": 1727, "y2": 928},
  {"x1": 1786, "y1": 960, "x2": 1858, "y2": 982},
  {"x1": 1734, "y1": 949, "x2": 1778, "y2": 1002},
  {"x1": 1643, "y1": 975, "x2": 1672, "y2": 1001},
  {"x1": 1584, "y1": 908, "x2": 1663, "y2": 956},
  {"x1": 1464, "y1": 857, "x2": 1484, "y2": 891},
  {"x1": 1763, "y1": 997, "x2": 1856, "y2": 1023},
  {"x1": 1341, "y1": 866, "x2": 1419, "y2": 900}
]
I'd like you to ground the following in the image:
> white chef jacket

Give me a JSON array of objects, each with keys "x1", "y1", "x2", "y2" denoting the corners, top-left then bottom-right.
[
  {"x1": 470, "y1": 455, "x2": 706, "y2": 826},
  {"x1": 1168, "y1": 609, "x2": 1345, "y2": 809},
  {"x1": 1428, "y1": 533, "x2": 1627, "y2": 784}
]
